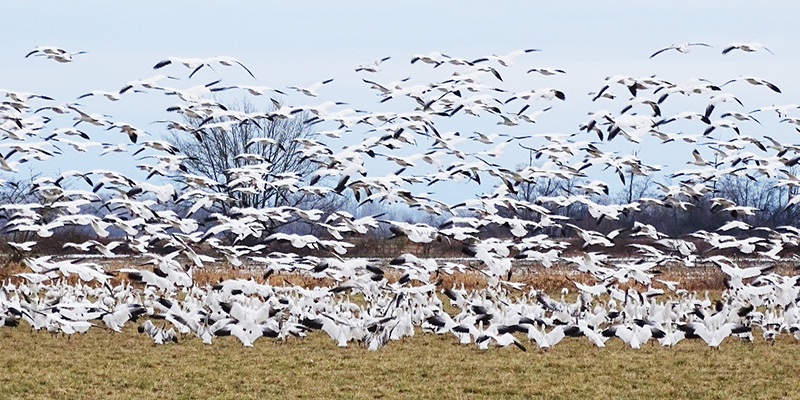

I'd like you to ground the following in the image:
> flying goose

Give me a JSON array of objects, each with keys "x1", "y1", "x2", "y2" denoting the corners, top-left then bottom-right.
[
  {"x1": 722, "y1": 42, "x2": 774, "y2": 55},
  {"x1": 287, "y1": 78, "x2": 334, "y2": 97},
  {"x1": 25, "y1": 46, "x2": 86, "y2": 63},
  {"x1": 355, "y1": 56, "x2": 391, "y2": 73},
  {"x1": 154, "y1": 55, "x2": 256, "y2": 79},
  {"x1": 649, "y1": 42, "x2": 711, "y2": 58}
]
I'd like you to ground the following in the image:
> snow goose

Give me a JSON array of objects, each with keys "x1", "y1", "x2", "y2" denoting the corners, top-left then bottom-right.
[
  {"x1": 138, "y1": 320, "x2": 178, "y2": 345},
  {"x1": 25, "y1": 46, "x2": 86, "y2": 63},
  {"x1": 154, "y1": 56, "x2": 256, "y2": 79},
  {"x1": 649, "y1": 43, "x2": 711, "y2": 58},
  {"x1": 101, "y1": 303, "x2": 147, "y2": 332},
  {"x1": 482, "y1": 48, "x2": 540, "y2": 67},
  {"x1": 527, "y1": 68, "x2": 565, "y2": 76},
  {"x1": 722, "y1": 42, "x2": 774, "y2": 55},
  {"x1": 287, "y1": 79, "x2": 334, "y2": 97},
  {"x1": 356, "y1": 56, "x2": 390, "y2": 73},
  {"x1": 722, "y1": 76, "x2": 781, "y2": 93},
  {"x1": 602, "y1": 324, "x2": 646, "y2": 349},
  {"x1": 678, "y1": 322, "x2": 751, "y2": 348},
  {"x1": 410, "y1": 52, "x2": 450, "y2": 66}
]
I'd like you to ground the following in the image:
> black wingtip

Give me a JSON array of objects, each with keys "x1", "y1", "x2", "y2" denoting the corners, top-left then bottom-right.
[{"x1": 154, "y1": 60, "x2": 171, "y2": 70}]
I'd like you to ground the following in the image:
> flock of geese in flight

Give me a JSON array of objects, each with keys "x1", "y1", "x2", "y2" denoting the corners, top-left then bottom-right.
[{"x1": 2, "y1": 41, "x2": 800, "y2": 351}]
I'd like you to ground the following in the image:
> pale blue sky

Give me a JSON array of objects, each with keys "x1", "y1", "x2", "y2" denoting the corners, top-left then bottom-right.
[{"x1": 2, "y1": 2, "x2": 799, "y2": 202}]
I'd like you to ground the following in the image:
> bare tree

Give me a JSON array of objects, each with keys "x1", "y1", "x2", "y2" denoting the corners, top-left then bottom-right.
[
  {"x1": 165, "y1": 100, "x2": 341, "y2": 235},
  {"x1": 512, "y1": 151, "x2": 581, "y2": 216},
  {"x1": 715, "y1": 173, "x2": 800, "y2": 228},
  {"x1": 620, "y1": 166, "x2": 654, "y2": 205},
  {"x1": 0, "y1": 174, "x2": 44, "y2": 261}
]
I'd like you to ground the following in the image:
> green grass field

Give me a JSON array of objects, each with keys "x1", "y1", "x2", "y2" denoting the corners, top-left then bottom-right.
[{"x1": 2, "y1": 326, "x2": 800, "y2": 400}]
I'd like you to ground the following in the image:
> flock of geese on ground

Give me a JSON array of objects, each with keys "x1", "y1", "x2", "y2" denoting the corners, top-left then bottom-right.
[
  {"x1": 0, "y1": 252, "x2": 798, "y2": 350},
  {"x1": 1, "y1": 42, "x2": 800, "y2": 351}
]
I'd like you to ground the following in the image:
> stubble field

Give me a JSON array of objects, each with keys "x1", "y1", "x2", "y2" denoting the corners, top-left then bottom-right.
[{"x1": 3, "y1": 323, "x2": 800, "y2": 400}]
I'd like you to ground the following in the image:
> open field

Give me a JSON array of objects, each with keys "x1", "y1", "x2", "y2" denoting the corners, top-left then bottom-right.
[{"x1": 2, "y1": 326, "x2": 800, "y2": 400}]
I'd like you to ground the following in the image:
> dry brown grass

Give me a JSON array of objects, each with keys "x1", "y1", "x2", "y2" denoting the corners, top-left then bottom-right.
[
  {"x1": 2, "y1": 325, "x2": 800, "y2": 400},
  {"x1": 3, "y1": 255, "x2": 796, "y2": 293}
]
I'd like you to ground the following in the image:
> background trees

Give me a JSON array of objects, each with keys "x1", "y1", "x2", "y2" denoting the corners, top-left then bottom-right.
[{"x1": 165, "y1": 100, "x2": 342, "y2": 237}]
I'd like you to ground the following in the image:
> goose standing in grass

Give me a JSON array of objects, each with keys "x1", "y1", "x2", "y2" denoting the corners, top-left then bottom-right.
[
  {"x1": 602, "y1": 322, "x2": 664, "y2": 349},
  {"x1": 678, "y1": 322, "x2": 751, "y2": 349},
  {"x1": 138, "y1": 320, "x2": 178, "y2": 345}
]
